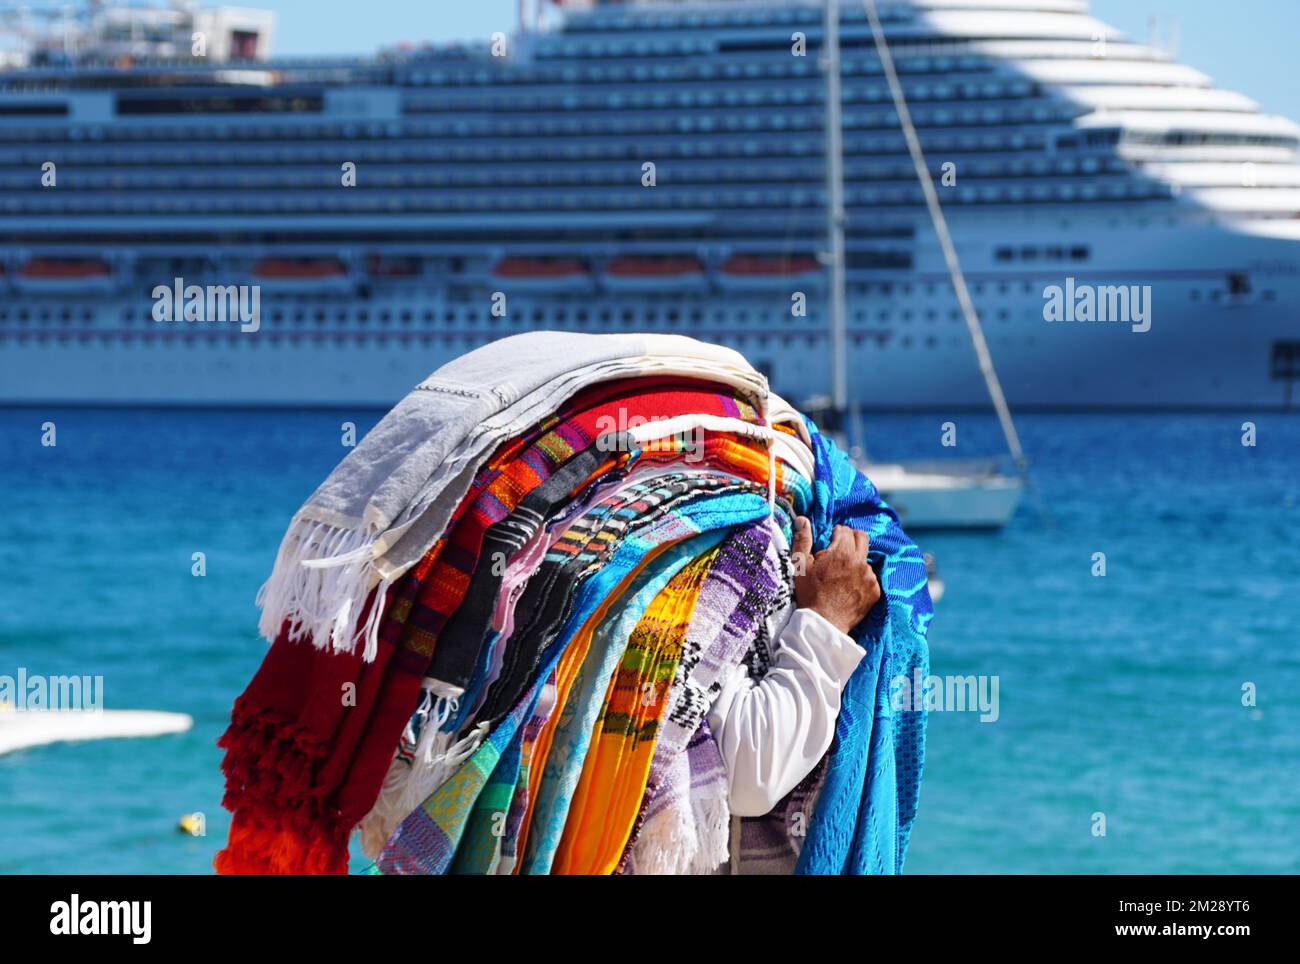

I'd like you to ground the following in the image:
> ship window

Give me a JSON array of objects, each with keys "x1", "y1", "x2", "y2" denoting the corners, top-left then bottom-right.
[
  {"x1": 995, "y1": 247, "x2": 1014, "y2": 262},
  {"x1": 1070, "y1": 246, "x2": 1089, "y2": 261}
]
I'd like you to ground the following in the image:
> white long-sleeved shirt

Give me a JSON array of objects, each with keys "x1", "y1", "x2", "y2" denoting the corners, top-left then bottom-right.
[{"x1": 707, "y1": 603, "x2": 865, "y2": 818}]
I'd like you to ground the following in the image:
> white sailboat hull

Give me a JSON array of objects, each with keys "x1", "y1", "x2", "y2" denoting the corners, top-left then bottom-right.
[
  {"x1": 0, "y1": 710, "x2": 193, "y2": 756},
  {"x1": 868, "y1": 463, "x2": 1025, "y2": 530}
]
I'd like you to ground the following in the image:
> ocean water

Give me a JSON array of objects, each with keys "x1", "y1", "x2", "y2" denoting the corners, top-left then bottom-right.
[{"x1": 0, "y1": 408, "x2": 1296, "y2": 874}]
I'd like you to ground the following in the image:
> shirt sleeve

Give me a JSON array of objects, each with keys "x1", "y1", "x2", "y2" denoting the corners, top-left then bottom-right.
[{"x1": 706, "y1": 607, "x2": 866, "y2": 817}]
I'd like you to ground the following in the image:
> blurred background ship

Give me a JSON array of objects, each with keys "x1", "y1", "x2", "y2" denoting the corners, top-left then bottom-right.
[{"x1": 0, "y1": 0, "x2": 1297, "y2": 409}]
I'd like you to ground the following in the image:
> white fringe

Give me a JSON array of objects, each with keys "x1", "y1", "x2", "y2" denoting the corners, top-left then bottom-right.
[
  {"x1": 624, "y1": 789, "x2": 731, "y2": 876},
  {"x1": 255, "y1": 515, "x2": 392, "y2": 659},
  {"x1": 357, "y1": 754, "x2": 413, "y2": 859},
  {"x1": 687, "y1": 795, "x2": 732, "y2": 875},
  {"x1": 356, "y1": 686, "x2": 487, "y2": 860},
  {"x1": 626, "y1": 801, "x2": 698, "y2": 875}
]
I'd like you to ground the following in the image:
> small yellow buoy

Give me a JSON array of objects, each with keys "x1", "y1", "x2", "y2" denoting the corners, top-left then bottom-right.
[{"x1": 178, "y1": 812, "x2": 206, "y2": 837}]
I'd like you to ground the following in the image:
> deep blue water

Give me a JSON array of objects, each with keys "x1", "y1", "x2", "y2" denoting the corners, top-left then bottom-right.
[{"x1": 1, "y1": 408, "x2": 1297, "y2": 873}]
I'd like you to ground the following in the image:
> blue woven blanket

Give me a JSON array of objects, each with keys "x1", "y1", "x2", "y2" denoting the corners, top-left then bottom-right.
[{"x1": 795, "y1": 418, "x2": 933, "y2": 875}]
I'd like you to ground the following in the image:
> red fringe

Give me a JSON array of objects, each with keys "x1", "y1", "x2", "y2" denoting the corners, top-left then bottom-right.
[
  {"x1": 215, "y1": 807, "x2": 350, "y2": 875},
  {"x1": 215, "y1": 703, "x2": 349, "y2": 874}
]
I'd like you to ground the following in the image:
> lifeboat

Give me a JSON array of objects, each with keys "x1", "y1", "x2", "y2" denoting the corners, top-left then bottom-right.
[
  {"x1": 602, "y1": 255, "x2": 706, "y2": 292},
  {"x1": 718, "y1": 253, "x2": 822, "y2": 289},
  {"x1": 490, "y1": 257, "x2": 592, "y2": 292},
  {"x1": 14, "y1": 257, "x2": 114, "y2": 293},
  {"x1": 251, "y1": 257, "x2": 351, "y2": 291}
]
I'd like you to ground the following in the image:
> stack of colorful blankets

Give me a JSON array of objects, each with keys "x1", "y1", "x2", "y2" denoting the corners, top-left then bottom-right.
[{"x1": 216, "y1": 332, "x2": 932, "y2": 875}]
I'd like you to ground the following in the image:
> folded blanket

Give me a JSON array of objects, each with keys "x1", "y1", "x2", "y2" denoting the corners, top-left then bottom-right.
[
  {"x1": 551, "y1": 546, "x2": 719, "y2": 874},
  {"x1": 618, "y1": 517, "x2": 787, "y2": 874},
  {"x1": 358, "y1": 471, "x2": 759, "y2": 857},
  {"x1": 257, "y1": 334, "x2": 770, "y2": 657},
  {"x1": 463, "y1": 535, "x2": 722, "y2": 876},
  {"x1": 372, "y1": 492, "x2": 767, "y2": 876}
]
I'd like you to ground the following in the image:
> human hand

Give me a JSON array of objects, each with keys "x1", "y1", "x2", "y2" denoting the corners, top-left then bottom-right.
[{"x1": 791, "y1": 517, "x2": 881, "y2": 635}]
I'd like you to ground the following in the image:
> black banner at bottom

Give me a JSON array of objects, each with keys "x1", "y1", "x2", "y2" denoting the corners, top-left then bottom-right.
[{"x1": 0, "y1": 874, "x2": 1278, "y2": 950}]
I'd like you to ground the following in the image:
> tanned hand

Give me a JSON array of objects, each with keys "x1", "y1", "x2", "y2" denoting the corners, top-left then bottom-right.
[{"x1": 790, "y1": 517, "x2": 881, "y2": 635}]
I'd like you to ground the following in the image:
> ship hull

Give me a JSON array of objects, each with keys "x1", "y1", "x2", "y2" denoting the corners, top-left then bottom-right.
[{"x1": 3, "y1": 215, "x2": 1295, "y2": 409}]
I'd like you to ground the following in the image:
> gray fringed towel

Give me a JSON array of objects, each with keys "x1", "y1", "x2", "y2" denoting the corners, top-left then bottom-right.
[{"x1": 255, "y1": 332, "x2": 769, "y2": 659}]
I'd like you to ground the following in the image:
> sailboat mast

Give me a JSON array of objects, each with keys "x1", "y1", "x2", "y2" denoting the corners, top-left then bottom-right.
[
  {"x1": 822, "y1": 0, "x2": 849, "y2": 422},
  {"x1": 861, "y1": 0, "x2": 1027, "y2": 469}
]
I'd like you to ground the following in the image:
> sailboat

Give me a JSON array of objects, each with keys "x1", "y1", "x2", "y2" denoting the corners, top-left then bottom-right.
[
  {"x1": 821, "y1": 0, "x2": 1025, "y2": 531},
  {"x1": 0, "y1": 704, "x2": 193, "y2": 757},
  {"x1": 861, "y1": 460, "x2": 1024, "y2": 531}
]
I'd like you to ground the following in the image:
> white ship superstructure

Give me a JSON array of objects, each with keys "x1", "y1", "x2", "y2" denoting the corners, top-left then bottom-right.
[{"x1": 1, "y1": 0, "x2": 1297, "y2": 407}]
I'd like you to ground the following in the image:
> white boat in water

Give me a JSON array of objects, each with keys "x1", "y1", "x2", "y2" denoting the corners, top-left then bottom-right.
[
  {"x1": 0, "y1": 708, "x2": 193, "y2": 756},
  {"x1": 867, "y1": 459, "x2": 1023, "y2": 530}
]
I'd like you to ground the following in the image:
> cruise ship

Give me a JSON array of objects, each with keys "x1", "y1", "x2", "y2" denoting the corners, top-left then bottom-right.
[{"x1": 1, "y1": 0, "x2": 1297, "y2": 409}]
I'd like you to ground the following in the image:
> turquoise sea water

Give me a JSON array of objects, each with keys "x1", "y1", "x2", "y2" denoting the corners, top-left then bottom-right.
[{"x1": 1, "y1": 409, "x2": 1296, "y2": 874}]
